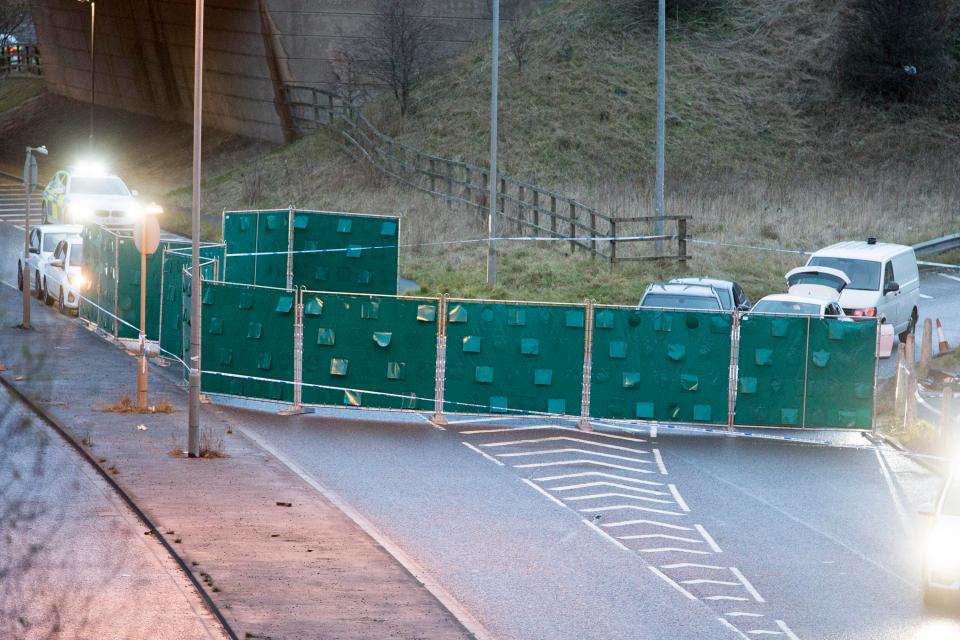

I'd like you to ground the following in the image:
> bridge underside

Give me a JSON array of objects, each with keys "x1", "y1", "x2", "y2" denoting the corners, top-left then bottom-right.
[{"x1": 31, "y1": 0, "x2": 534, "y2": 143}]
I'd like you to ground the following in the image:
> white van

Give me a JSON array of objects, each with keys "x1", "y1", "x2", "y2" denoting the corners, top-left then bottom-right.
[{"x1": 806, "y1": 239, "x2": 920, "y2": 341}]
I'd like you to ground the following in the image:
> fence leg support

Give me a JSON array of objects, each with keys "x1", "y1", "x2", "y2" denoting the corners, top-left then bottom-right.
[
  {"x1": 578, "y1": 301, "x2": 594, "y2": 432},
  {"x1": 278, "y1": 288, "x2": 305, "y2": 416},
  {"x1": 431, "y1": 295, "x2": 449, "y2": 426}
]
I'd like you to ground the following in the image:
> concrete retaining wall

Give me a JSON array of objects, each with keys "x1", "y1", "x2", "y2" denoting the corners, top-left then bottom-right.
[{"x1": 30, "y1": 0, "x2": 541, "y2": 143}]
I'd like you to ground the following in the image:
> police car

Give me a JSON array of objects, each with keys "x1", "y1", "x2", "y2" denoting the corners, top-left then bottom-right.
[{"x1": 41, "y1": 164, "x2": 144, "y2": 226}]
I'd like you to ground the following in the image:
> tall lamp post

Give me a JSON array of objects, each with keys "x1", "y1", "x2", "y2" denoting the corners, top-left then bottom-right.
[
  {"x1": 76, "y1": 0, "x2": 95, "y2": 150},
  {"x1": 486, "y1": 0, "x2": 500, "y2": 287},
  {"x1": 21, "y1": 145, "x2": 47, "y2": 330},
  {"x1": 188, "y1": 0, "x2": 205, "y2": 458},
  {"x1": 654, "y1": 0, "x2": 666, "y2": 255}
]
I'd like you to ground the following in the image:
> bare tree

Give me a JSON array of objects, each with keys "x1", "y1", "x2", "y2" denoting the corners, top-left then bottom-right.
[
  {"x1": 505, "y1": 13, "x2": 535, "y2": 74},
  {"x1": 0, "y1": 0, "x2": 30, "y2": 45},
  {"x1": 331, "y1": 46, "x2": 368, "y2": 107},
  {"x1": 361, "y1": 0, "x2": 437, "y2": 118}
]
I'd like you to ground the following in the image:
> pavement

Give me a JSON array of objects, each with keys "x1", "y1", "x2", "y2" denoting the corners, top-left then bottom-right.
[
  {"x1": 0, "y1": 249, "x2": 474, "y2": 637},
  {"x1": 0, "y1": 389, "x2": 228, "y2": 640}
]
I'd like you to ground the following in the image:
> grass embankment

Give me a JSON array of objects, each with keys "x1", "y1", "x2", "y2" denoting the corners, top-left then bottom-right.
[
  {"x1": 164, "y1": 0, "x2": 958, "y2": 303},
  {"x1": 0, "y1": 76, "x2": 44, "y2": 114}
]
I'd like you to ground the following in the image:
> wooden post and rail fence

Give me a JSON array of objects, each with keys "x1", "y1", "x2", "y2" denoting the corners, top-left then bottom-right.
[
  {"x1": 0, "y1": 44, "x2": 42, "y2": 76},
  {"x1": 284, "y1": 84, "x2": 688, "y2": 265}
]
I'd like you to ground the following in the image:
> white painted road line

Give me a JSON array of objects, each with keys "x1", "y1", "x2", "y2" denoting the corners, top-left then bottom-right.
[
  {"x1": 681, "y1": 579, "x2": 740, "y2": 586},
  {"x1": 522, "y1": 478, "x2": 567, "y2": 509},
  {"x1": 662, "y1": 563, "x2": 725, "y2": 570},
  {"x1": 920, "y1": 293, "x2": 934, "y2": 300},
  {"x1": 462, "y1": 442, "x2": 505, "y2": 466},
  {"x1": 618, "y1": 533, "x2": 704, "y2": 543},
  {"x1": 725, "y1": 612, "x2": 765, "y2": 618},
  {"x1": 706, "y1": 595, "x2": 751, "y2": 601},
  {"x1": 746, "y1": 630, "x2": 784, "y2": 636},
  {"x1": 534, "y1": 471, "x2": 662, "y2": 485},
  {"x1": 718, "y1": 618, "x2": 752, "y2": 639},
  {"x1": 730, "y1": 567, "x2": 766, "y2": 603},
  {"x1": 550, "y1": 481, "x2": 667, "y2": 494},
  {"x1": 668, "y1": 484, "x2": 690, "y2": 511},
  {"x1": 649, "y1": 567, "x2": 697, "y2": 600},
  {"x1": 582, "y1": 517, "x2": 629, "y2": 551},
  {"x1": 564, "y1": 492, "x2": 675, "y2": 504},
  {"x1": 653, "y1": 448, "x2": 668, "y2": 475},
  {"x1": 775, "y1": 620, "x2": 801, "y2": 640},
  {"x1": 695, "y1": 524, "x2": 724, "y2": 553},
  {"x1": 493, "y1": 448, "x2": 651, "y2": 463},
  {"x1": 940, "y1": 273, "x2": 960, "y2": 283},
  {"x1": 640, "y1": 547, "x2": 713, "y2": 555},
  {"x1": 603, "y1": 519, "x2": 693, "y2": 531},
  {"x1": 480, "y1": 436, "x2": 647, "y2": 452},
  {"x1": 580, "y1": 504, "x2": 685, "y2": 516},
  {"x1": 514, "y1": 459, "x2": 654, "y2": 473}
]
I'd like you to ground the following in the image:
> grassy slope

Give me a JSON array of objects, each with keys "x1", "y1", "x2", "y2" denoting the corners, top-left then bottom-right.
[
  {"x1": 0, "y1": 77, "x2": 44, "y2": 115},
  {"x1": 163, "y1": 0, "x2": 958, "y2": 304}
]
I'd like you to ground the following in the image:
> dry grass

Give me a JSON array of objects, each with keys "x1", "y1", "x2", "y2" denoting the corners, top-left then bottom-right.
[
  {"x1": 0, "y1": 77, "x2": 45, "y2": 115},
  {"x1": 98, "y1": 393, "x2": 176, "y2": 414}
]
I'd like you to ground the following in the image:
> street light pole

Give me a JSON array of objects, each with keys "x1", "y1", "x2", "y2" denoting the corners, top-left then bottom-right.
[
  {"x1": 21, "y1": 145, "x2": 46, "y2": 330},
  {"x1": 77, "y1": 0, "x2": 95, "y2": 150},
  {"x1": 654, "y1": 0, "x2": 666, "y2": 255},
  {"x1": 188, "y1": 0, "x2": 205, "y2": 458},
  {"x1": 486, "y1": 0, "x2": 500, "y2": 288}
]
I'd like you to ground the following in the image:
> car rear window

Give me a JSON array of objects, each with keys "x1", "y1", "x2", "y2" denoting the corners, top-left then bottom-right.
[
  {"x1": 42, "y1": 233, "x2": 68, "y2": 252},
  {"x1": 752, "y1": 300, "x2": 821, "y2": 316},
  {"x1": 642, "y1": 294, "x2": 721, "y2": 311},
  {"x1": 807, "y1": 257, "x2": 880, "y2": 291},
  {"x1": 69, "y1": 176, "x2": 130, "y2": 196}
]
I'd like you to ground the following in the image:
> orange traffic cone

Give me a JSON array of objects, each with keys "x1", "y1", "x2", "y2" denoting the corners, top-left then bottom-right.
[{"x1": 937, "y1": 318, "x2": 950, "y2": 353}]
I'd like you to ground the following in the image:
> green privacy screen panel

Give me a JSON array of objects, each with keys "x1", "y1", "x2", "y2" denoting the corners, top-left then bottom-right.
[
  {"x1": 443, "y1": 300, "x2": 586, "y2": 415},
  {"x1": 158, "y1": 245, "x2": 225, "y2": 368},
  {"x1": 292, "y1": 211, "x2": 399, "y2": 295},
  {"x1": 198, "y1": 281, "x2": 296, "y2": 402},
  {"x1": 223, "y1": 210, "x2": 399, "y2": 293},
  {"x1": 734, "y1": 314, "x2": 809, "y2": 428},
  {"x1": 590, "y1": 308, "x2": 732, "y2": 424},
  {"x1": 79, "y1": 224, "x2": 118, "y2": 336},
  {"x1": 804, "y1": 319, "x2": 876, "y2": 429},
  {"x1": 301, "y1": 292, "x2": 439, "y2": 410}
]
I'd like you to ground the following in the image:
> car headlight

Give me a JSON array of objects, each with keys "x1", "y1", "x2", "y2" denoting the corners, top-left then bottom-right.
[
  {"x1": 69, "y1": 273, "x2": 87, "y2": 288},
  {"x1": 68, "y1": 203, "x2": 92, "y2": 220},
  {"x1": 130, "y1": 203, "x2": 144, "y2": 218}
]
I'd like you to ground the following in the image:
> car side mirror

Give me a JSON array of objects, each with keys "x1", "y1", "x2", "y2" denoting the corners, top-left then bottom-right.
[
  {"x1": 28, "y1": 247, "x2": 39, "y2": 254},
  {"x1": 50, "y1": 259, "x2": 64, "y2": 269},
  {"x1": 884, "y1": 281, "x2": 900, "y2": 294}
]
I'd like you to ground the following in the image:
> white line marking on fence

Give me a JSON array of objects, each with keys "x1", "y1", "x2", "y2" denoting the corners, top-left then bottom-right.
[
  {"x1": 653, "y1": 448, "x2": 668, "y2": 475},
  {"x1": 695, "y1": 524, "x2": 724, "y2": 553},
  {"x1": 775, "y1": 620, "x2": 801, "y2": 640},
  {"x1": 681, "y1": 579, "x2": 740, "y2": 586},
  {"x1": 462, "y1": 442, "x2": 504, "y2": 466},
  {"x1": 730, "y1": 567, "x2": 766, "y2": 603},
  {"x1": 718, "y1": 618, "x2": 752, "y2": 640},
  {"x1": 580, "y1": 504, "x2": 685, "y2": 516},
  {"x1": 534, "y1": 471, "x2": 662, "y2": 485},
  {"x1": 494, "y1": 448, "x2": 651, "y2": 463},
  {"x1": 602, "y1": 519, "x2": 692, "y2": 531},
  {"x1": 480, "y1": 436, "x2": 647, "y2": 452},
  {"x1": 617, "y1": 533, "x2": 703, "y2": 543},
  {"x1": 565, "y1": 492, "x2": 674, "y2": 504},
  {"x1": 522, "y1": 478, "x2": 567, "y2": 509},
  {"x1": 551, "y1": 481, "x2": 668, "y2": 494},
  {"x1": 649, "y1": 567, "x2": 697, "y2": 600},
  {"x1": 582, "y1": 518, "x2": 629, "y2": 551},
  {"x1": 668, "y1": 484, "x2": 690, "y2": 511},
  {"x1": 514, "y1": 460, "x2": 654, "y2": 473},
  {"x1": 662, "y1": 563, "x2": 725, "y2": 570},
  {"x1": 640, "y1": 547, "x2": 713, "y2": 555}
]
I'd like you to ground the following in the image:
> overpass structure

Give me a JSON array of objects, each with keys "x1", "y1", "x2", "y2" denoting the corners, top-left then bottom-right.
[{"x1": 30, "y1": 0, "x2": 536, "y2": 143}]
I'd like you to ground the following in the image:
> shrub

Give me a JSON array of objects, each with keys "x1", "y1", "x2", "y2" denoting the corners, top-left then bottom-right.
[{"x1": 836, "y1": 0, "x2": 955, "y2": 102}]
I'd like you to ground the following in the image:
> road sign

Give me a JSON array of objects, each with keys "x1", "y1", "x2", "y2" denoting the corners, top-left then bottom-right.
[{"x1": 134, "y1": 214, "x2": 161, "y2": 255}]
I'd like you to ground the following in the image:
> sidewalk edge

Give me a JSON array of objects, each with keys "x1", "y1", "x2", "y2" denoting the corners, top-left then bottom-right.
[
  {"x1": 237, "y1": 424, "x2": 495, "y2": 640},
  {"x1": 0, "y1": 373, "x2": 239, "y2": 640}
]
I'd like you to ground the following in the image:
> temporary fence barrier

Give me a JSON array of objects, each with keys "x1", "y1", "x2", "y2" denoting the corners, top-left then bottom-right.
[
  {"x1": 158, "y1": 245, "x2": 225, "y2": 370},
  {"x1": 440, "y1": 300, "x2": 586, "y2": 416},
  {"x1": 590, "y1": 307, "x2": 733, "y2": 425},
  {"x1": 222, "y1": 209, "x2": 400, "y2": 294},
  {"x1": 299, "y1": 290, "x2": 440, "y2": 411}
]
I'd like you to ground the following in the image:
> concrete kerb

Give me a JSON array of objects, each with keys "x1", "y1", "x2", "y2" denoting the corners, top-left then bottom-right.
[{"x1": 0, "y1": 372, "x2": 239, "y2": 640}]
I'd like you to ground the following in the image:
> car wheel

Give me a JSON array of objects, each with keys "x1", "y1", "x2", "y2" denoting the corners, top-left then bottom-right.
[
  {"x1": 43, "y1": 278, "x2": 54, "y2": 306},
  {"x1": 17, "y1": 262, "x2": 23, "y2": 291},
  {"x1": 898, "y1": 308, "x2": 918, "y2": 343},
  {"x1": 34, "y1": 272, "x2": 42, "y2": 300},
  {"x1": 58, "y1": 287, "x2": 66, "y2": 314}
]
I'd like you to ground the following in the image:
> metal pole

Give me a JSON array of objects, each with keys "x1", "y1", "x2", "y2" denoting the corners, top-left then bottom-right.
[
  {"x1": 21, "y1": 149, "x2": 32, "y2": 330},
  {"x1": 188, "y1": 0, "x2": 204, "y2": 458},
  {"x1": 89, "y1": 1, "x2": 95, "y2": 150},
  {"x1": 137, "y1": 222, "x2": 148, "y2": 409},
  {"x1": 486, "y1": 0, "x2": 499, "y2": 287},
  {"x1": 654, "y1": 0, "x2": 666, "y2": 255}
]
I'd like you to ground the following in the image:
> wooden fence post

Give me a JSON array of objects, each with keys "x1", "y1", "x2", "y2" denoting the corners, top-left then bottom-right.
[
  {"x1": 550, "y1": 195, "x2": 558, "y2": 237},
  {"x1": 590, "y1": 211, "x2": 597, "y2": 259},
  {"x1": 429, "y1": 158, "x2": 436, "y2": 192},
  {"x1": 569, "y1": 202, "x2": 577, "y2": 253},
  {"x1": 482, "y1": 172, "x2": 489, "y2": 212},
  {"x1": 446, "y1": 160, "x2": 453, "y2": 206},
  {"x1": 518, "y1": 185, "x2": 525, "y2": 234},
  {"x1": 532, "y1": 190, "x2": 540, "y2": 235},
  {"x1": 609, "y1": 219, "x2": 617, "y2": 266},
  {"x1": 678, "y1": 218, "x2": 688, "y2": 261}
]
